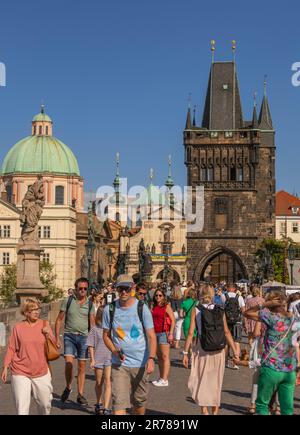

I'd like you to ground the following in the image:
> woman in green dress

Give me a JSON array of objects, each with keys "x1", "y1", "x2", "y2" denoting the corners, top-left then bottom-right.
[{"x1": 181, "y1": 288, "x2": 198, "y2": 338}]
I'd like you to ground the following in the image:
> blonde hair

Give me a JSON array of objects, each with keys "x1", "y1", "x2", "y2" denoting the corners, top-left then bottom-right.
[
  {"x1": 199, "y1": 285, "x2": 214, "y2": 304},
  {"x1": 251, "y1": 286, "x2": 261, "y2": 297},
  {"x1": 20, "y1": 298, "x2": 41, "y2": 316}
]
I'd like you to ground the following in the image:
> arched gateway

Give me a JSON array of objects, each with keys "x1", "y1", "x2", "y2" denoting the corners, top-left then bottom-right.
[{"x1": 193, "y1": 247, "x2": 248, "y2": 283}]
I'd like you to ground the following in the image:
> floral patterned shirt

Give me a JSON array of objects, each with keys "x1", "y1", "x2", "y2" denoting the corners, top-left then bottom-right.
[{"x1": 259, "y1": 309, "x2": 299, "y2": 372}]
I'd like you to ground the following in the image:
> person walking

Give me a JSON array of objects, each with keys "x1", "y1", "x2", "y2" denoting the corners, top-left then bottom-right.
[
  {"x1": 221, "y1": 283, "x2": 245, "y2": 369},
  {"x1": 90, "y1": 289, "x2": 105, "y2": 312},
  {"x1": 136, "y1": 282, "x2": 151, "y2": 307},
  {"x1": 87, "y1": 306, "x2": 112, "y2": 415},
  {"x1": 244, "y1": 286, "x2": 264, "y2": 346},
  {"x1": 102, "y1": 274, "x2": 157, "y2": 415},
  {"x1": 151, "y1": 288, "x2": 176, "y2": 387},
  {"x1": 55, "y1": 277, "x2": 95, "y2": 405},
  {"x1": 181, "y1": 288, "x2": 198, "y2": 339},
  {"x1": 244, "y1": 290, "x2": 300, "y2": 415},
  {"x1": 1, "y1": 298, "x2": 54, "y2": 415},
  {"x1": 170, "y1": 283, "x2": 184, "y2": 349},
  {"x1": 182, "y1": 285, "x2": 239, "y2": 415}
]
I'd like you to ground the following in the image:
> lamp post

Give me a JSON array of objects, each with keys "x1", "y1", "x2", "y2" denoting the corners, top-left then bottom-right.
[
  {"x1": 86, "y1": 201, "x2": 96, "y2": 289},
  {"x1": 288, "y1": 244, "x2": 296, "y2": 285},
  {"x1": 107, "y1": 248, "x2": 113, "y2": 282}
]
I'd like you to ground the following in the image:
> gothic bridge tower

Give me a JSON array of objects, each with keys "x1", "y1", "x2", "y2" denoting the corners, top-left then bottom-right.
[{"x1": 184, "y1": 46, "x2": 275, "y2": 282}]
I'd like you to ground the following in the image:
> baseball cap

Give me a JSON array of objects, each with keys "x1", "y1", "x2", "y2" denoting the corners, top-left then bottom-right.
[{"x1": 116, "y1": 274, "x2": 134, "y2": 288}]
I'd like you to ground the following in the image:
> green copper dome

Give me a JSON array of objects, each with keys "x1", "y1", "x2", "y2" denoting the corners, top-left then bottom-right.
[
  {"x1": 32, "y1": 112, "x2": 52, "y2": 123},
  {"x1": 2, "y1": 135, "x2": 80, "y2": 176}
]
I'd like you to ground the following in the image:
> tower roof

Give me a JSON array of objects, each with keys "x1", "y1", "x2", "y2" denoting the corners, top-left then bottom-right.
[
  {"x1": 202, "y1": 62, "x2": 243, "y2": 130},
  {"x1": 258, "y1": 95, "x2": 273, "y2": 130}
]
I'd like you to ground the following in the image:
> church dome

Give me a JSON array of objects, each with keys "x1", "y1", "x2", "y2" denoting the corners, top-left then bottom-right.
[{"x1": 1, "y1": 107, "x2": 80, "y2": 176}]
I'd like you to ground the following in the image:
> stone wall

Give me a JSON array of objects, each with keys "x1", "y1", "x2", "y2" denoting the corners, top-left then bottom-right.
[{"x1": 0, "y1": 299, "x2": 62, "y2": 349}]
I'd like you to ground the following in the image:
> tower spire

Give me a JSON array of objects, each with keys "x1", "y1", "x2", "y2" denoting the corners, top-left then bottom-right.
[
  {"x1": 185, "y1": 94, "x2": 192, "y2": 129},
  {"x1": 165, "y1": 154, "x2": 174, "y2": 189},
  {"x1": 252, "y1": 91, "x2": 258, "y2": 128},
  {"x1": 259, "y1": 76, "x2": 273, "y2": 130},
  {"x1": 113, "y1": 152, "x2": 121, "y2": 191}
]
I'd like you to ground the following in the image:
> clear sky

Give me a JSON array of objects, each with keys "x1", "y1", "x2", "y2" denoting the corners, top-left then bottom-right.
[{"x1": 0, "y1": 0, "x2": 299, "y2": 195}]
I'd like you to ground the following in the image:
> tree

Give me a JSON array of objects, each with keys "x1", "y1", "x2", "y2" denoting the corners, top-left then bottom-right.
[
  {"x1": 0, "y1": 264, "x2": 17, "y2": 306},
  {"x1": 0, "y1": 262, "x2": 64, "y2": 307},
  {"x1": 255, "y1": 238, "x2": 290, "y2": 284},
  {"x1": 39, "y1": 261, "x2": 64, "y2": 303}
]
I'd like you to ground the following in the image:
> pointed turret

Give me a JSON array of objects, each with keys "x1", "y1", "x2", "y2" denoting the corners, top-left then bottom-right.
[
  {"x1": 258, "y1": 78, "x2": 273, "y2": 130},
  {"x1": 185, "y1": 107, "x2": 191, "y2": 129},
  {"x1": 113, "y1": 152, "x2": 121, "y2": 192},
  {"x1": 252, "y1": 92, "x2": 258, "y2": 129},
  {"x1": 165, "y1": 155, "x2": 174, "y2": 190}
]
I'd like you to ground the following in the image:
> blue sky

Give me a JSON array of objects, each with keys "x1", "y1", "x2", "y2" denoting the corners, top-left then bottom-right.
[{"x1": 0, "y1": 0, "x2": 299, "y2": 194}]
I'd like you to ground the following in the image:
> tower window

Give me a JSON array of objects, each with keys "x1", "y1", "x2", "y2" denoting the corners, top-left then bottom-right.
[
  {"x1": 55, "y1": 186, "x2": 64, "y2": 205},
  {"x1": 237, "y1": 167, "x2": 243, "y2": 182},
  {"x1": 200, "y1": 168, "x2": 207, "y2": 181},
  {"x1": 115, "y1": 212, "x2": 120, "y2": 222},
  {"x1": 46, "y1": 126, "x2": 49, "y2": 135},
  {"x1": 39, "y1": 126, "x2": 42, "y2": 135},
  {"x1": 230, "y1": 167, "x2": 236, "y2": 181},
  {"x1": 207, "y1": 168, "x2": 214, "y2": 181}
]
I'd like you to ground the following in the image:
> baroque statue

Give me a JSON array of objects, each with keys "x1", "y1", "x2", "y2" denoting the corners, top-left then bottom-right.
[{"x1": 20, "y1": 176, "x2": 45, "y2": 242}]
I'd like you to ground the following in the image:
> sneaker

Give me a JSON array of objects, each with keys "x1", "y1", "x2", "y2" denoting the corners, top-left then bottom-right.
[
  {"x1": 152, "y1": 378, "x2": 169, "y2": 387},
  {"x1": 95, "y1": 403, "x2": 103, "y2": 415},
  {"x1": 77, "y1": 394, "x2": 88, "y2": 406},
  {"x1": 61, "y1": 387, "x2": 72, "y2": 403},
  {"x1": 103, "y1": 409, "x2": 112, "y2": 415}
]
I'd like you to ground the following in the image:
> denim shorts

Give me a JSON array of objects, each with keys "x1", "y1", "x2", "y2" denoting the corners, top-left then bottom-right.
[
  {"x1": 64, "y1": 333, "x2": 89, "y2": 360},
  {"x1": 156, "y1": 332, "x2": 169, "y2": 345},
  {"x1": 95, "y1": 360, "x2": 112, "y2": 370}
]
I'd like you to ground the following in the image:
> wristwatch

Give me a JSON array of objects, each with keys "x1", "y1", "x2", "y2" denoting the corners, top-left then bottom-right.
[
  {"x1": 182, "y1": 351, "x2": 188, "y2": 355},
  {"x1": 148, "y1": 356, "x2": 155, "y2": 360}
]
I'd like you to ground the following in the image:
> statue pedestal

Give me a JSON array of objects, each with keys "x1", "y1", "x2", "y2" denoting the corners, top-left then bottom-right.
[{"x1": 15, "y1": 241, "x2": 48, "y2": 304}]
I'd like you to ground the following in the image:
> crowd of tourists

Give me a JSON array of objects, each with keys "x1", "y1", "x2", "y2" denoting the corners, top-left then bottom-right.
[{"x1": 2, "y1": 275, "x2": 300, "y2": 415}]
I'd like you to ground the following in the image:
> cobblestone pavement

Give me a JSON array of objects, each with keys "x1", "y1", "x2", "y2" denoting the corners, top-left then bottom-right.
[{"x1": 1, "y1": 343, "x2": 300, "y2": 415}]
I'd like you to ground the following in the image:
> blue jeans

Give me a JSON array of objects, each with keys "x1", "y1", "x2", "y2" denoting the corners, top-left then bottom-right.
[{"x1": 64, "y1": 333, "x2": 88, "y2": 360}]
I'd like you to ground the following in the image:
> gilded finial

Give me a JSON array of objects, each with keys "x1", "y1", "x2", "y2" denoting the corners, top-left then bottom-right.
[
  {"x1": 211, "y1": 40, "x2": 216, "y2": 63},
  {"x1": 254, "y1": 91, "x2": 257, "y2": 108},
  {"x1": 264, "y1": 74, "x2": 267, "y2": 97},
  {"x1": 150, "y1": 168, "x2": 154, "y2": 182},
  {"x1": 188, "y1": 93, "x2": 192, "y2": 110},
  {"x1": 232, "y1": 40, "x2": 236, "y2": 62}
]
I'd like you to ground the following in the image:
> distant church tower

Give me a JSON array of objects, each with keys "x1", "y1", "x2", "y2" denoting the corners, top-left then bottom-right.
[{"x1": 184, "y1": 43, "x2": 275, "y2": 282}]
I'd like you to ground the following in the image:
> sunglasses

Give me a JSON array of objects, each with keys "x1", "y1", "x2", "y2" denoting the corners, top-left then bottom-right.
[
  {"x1": 137, "y1": 292, "x2": 147, "y2": 296},
  {"x1": 117, "y1": 287, "x2": 131, "y2": 293},
  {"x1": 78, "y1": 287, "x2": 88, "y2": 291},
  {"x1": 155, "y1": 294, "x2": 163, "y2": 298}
]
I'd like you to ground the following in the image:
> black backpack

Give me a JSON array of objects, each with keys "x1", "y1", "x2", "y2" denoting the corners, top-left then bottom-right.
[
  {"x1": 197, "y1": 304, "x2": 226, "y2": 352},
  {"x1": 224, "y1": 293, "x2": 241, "y2": 325},
  {"x1": 109, "y1": 300, "x2": 146, "y2": 338},
  {"x1": 65, "y1": 296, "x2": 93, "y2": 332}
]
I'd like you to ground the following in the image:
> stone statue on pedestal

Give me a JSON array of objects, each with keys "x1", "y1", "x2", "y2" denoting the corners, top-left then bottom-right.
[{"x1": 15, "y1": 176, "x2": 48, "y2": 303}]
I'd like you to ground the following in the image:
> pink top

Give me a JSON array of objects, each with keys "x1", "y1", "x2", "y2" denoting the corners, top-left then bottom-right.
[{"x1": 3, "y1": 319, "x2": 55, "y2": 378}]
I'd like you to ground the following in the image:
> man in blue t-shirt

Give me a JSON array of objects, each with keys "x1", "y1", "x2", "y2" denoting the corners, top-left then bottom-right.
[{"x1": 103, "y1": 274, "x2": 157, "y2": 415}]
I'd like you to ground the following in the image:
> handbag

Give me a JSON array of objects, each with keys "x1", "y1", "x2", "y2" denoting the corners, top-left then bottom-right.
[
  {"x1": 163, "y1": 307, "x2": 172, "y2": 334},
  {"x1": 43, "y1": 320, "x2": 60, "y2": 361}
]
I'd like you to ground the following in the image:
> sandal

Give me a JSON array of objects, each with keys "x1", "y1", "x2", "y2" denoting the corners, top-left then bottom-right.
[{"x1": 247, "y1": 405, "x2": 256, "y2": 415}]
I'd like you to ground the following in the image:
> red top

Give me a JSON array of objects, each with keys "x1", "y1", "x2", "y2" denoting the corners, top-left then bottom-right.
[
  {"x1": 3, "y1": 319, "x2": 56, "y2": 378},
  {"x1": 152, "y1": 305, "x2": 167, "y2": 333}
]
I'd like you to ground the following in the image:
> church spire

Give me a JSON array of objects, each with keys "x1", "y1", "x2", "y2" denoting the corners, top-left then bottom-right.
[
  {"x1": 113, "y1": 152, "x2": 121, "y2": 191},
  {"x1": 258, "y1": 76, "x2": 273, "y2": 130},
  {"x1": 165, "y1": 155, "x2": 174, "y2": 189}
]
